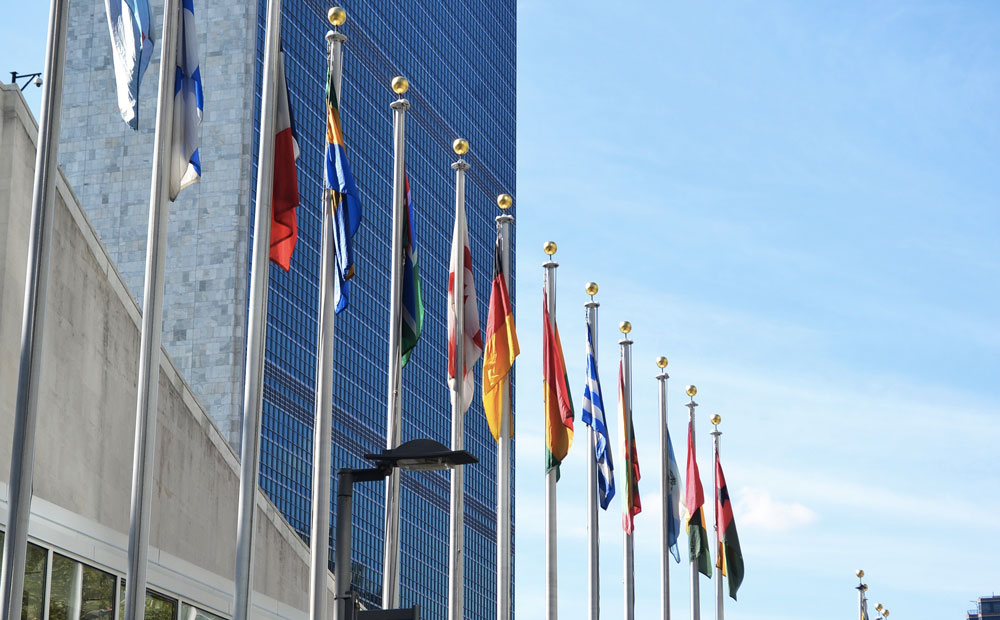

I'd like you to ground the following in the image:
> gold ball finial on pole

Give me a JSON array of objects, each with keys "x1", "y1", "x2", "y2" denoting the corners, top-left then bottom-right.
[
  {"x1": 497, "y1": 193, "x2": 513, "y2": 210},
  {"x1": 585, "y1": 282, "x2": 598, "y2": 296},
  {"x1": 619, "y1": 321, "x2": 631, "y2": 335},
  {"x1": 328, "y1": 6, "x2": 347, "y2": 26},
  {"x1": 656, "y1": 356, "x2": 668, "y2": 369},
  {"x1": 452, "y1": 138, "x2": 469, "y2": 156},
  {"x1": 543, "y1": 241, "x2": 557, "y2": 256},
  {"x1": 882, "y1": 610, "x2": 889, "y2": 618},
  {"x1": 856, "y1": 569, "x2": 865, "y2": 579},
  {"x1": 710, "y1": 414, "x2": 722, "y2": 426},
  {"x1": 391, "y1": 76, "x2": 409, "y2": 95},
  {"x1": 875, "y1": 604, "x2": 883, "y2": 612},
  {"x1": 686, "y1": 385, "x2": 697, "y2": 397}
]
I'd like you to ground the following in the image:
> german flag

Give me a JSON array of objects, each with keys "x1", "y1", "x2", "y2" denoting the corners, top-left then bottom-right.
[
  {"x1": 482, "y1": 233, "x2": 518, "y2": 439},
  {"x1": 715, "y1": 453, "x2": 744, "y2": 600},
  {"x1": 542, "y1": 289, "x2": 573, "y2": 477},
  {"x1": 685, "y1": 421, "x2": 712, "y2": 577}
]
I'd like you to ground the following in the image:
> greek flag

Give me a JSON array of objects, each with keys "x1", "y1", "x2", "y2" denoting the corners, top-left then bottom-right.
[
  {"x1": 169, "y1": 0, "x2": 203, "y2": 201},
  {"x1": 581, "y1": 318, "x2": 614, "y2": 509},
  {"x1": 105, "y1": 0, "x2": 154, "y2": 129}
]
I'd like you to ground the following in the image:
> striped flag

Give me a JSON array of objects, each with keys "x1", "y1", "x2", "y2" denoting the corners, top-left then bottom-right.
[
  {"x1": 580, "y1": 319, "x2": 614, "y2": 509},
  {"x1": 685, "y1": 420, "x2": 713, "y2": 577},
  {"x1": 105, "y1": 0, "x2": 154, "y2": 129},
  {"x1": 323, "y1": 46, "x2": 362, "y2": 312},
  {"x1": 168, "y1": 0, "x2": 203, "y2": 201},
  {"x1": 618, "y1": 361, "x2": 640, "y2": 533},
  {"x1": 268, "y1": 50, "x2": 300, "y2": 270},
  {"x1": 447, "y1": 191, "x2": 482, "y2": 413},
  {"x1": 482, "y1": 232, "x2": 518, "y2": 439},
  {"x1": 715, "y1": 453, "x2": 744, "y2": 599},
  {"x1": 666, "y1": 428, "x2": 685, "y2": 562},
  {"x1": 542, "y1": 289, "x2": 573, "y2": 477},
  {"x1": 400, "y1": 174, "x2": 423, "y2": 366}
]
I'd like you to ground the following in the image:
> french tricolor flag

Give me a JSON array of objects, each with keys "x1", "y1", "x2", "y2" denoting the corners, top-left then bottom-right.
[{"x1": 269, "y1": 50, "x2": 300, "y2": 271}]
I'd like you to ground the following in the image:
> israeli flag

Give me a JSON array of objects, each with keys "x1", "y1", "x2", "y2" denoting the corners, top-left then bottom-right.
[
  {"x1": 169, "y1": 0, "x2": 203, "y2": 200},
  {"x1": 105, "y1": 0, "x2": 154, "y2": 129},
  {"x1": 581, "y1": 319, "x2": 615, "y2": 509}
]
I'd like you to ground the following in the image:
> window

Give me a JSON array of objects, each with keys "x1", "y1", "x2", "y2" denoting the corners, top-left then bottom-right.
[{"x1": 47, "y1": 553, "x2": 116, "y2": 620}]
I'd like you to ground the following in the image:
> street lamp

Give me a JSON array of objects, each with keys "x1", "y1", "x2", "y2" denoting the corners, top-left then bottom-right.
[{"x1": 335, "y1": 438, "x2": 477, "y2": 620}]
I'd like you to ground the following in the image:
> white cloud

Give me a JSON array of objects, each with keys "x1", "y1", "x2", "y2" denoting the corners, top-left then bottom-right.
[{"x1": 734, "y1": 487, "x2": 818, "y2": 532}]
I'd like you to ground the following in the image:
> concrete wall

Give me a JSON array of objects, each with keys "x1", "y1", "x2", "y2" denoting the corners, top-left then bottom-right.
[{"x1": 0, "y1": 83, "x2": 332, "y2": 618}]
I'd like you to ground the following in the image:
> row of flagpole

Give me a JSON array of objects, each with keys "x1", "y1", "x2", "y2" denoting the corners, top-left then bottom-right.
[{"x1": 856, "y1": 570, "x2": 892, "y2": 620}]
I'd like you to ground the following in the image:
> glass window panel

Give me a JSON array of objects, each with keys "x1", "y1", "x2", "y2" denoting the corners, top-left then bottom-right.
[
  {"x1": 180, "y1": 603, "x2": 225, "y2": 620},
  {"x1": 118, "y1": 584, "x2": 177, "y2": 620},
  {"x1": 48, "y1": 553, "x2": 116, "y2": 620},
  {"x1": 22, "y1": 542, "x2": 47, "y2": 620}
]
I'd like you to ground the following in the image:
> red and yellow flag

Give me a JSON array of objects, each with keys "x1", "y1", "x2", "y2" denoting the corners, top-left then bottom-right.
[
  {"x1": 482, "y1": 235, "x2": 518, "y2": 439},
  {"x1": 686, "y1": 421, "x2": 713, "y2": 577},
  {"x1": 618, "y1": 361, "x2": 641, "y2": 533},
  {"x1": 542, "y1": 289, "x2": 573, "y2": 477},
  {"x1": 715, "y1": 453, "x2": 744, "y2": 599}
]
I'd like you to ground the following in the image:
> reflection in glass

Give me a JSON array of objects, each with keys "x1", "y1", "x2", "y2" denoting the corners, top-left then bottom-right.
[
  {"x1": 22, "y1": 543, "x2": 47, "y2": 620},
  {"x1": 181, "y1": 603, "x2": 226, "y2": 620},
  {"x1": 48, "y1": 553, "x2": 115, "y2": 620},
  {"x1": 118, "y1": 584, "x2": 177, "y2": 620}
]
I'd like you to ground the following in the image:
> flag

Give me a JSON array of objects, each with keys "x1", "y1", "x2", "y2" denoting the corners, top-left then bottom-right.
[
  {"x1": 447, "y1": 195, "x2": 482, "y2": 413},
  {"x1": 268, "y1": 50, "x2": 300, "y2": 271},
  {"x1": 618, "y1": 362, "x2": 641, "y2": 533},
  {"x1": 105, "y1": 0, "x2": 154, "y2": 129},
  {"x1": 323, "y1": 50, "x2": 362, "y2": 313},
  {"x1": 666, "y1": 428, "x2": 684, "y2": 562},
  {"x1": 400, "y1": 174, "x2": 423, "y2": 366},
  {"x1": 715, "y1": 453, "x2": 744, "y2": 600},
  {"x1": 542, "y1": 289, "x2": 573, "y2": 477},
  {"x1": 581, "y1": 320, "x2": 614, "y2": 509},
  {"x1": 685, "y1": 421, "x2": 712, "y2": 577},
  {"x1": 482, "y1": 232, "x2": 518, "y2": 439},
  {"x1": 168, "y1": 0, "x2": 203, "y2": 201}
]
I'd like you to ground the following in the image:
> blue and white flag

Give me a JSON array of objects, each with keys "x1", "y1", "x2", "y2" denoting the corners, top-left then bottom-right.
[
  {"x1": 581, "y1": 318, "x2": 615, "y2": 509},
  {"x1": 105, "y1": 0, "x2": 154, "y2": 129},
  {"x1": 666, "y1": 428, "x2": 684, "y2": 562},
  {"x1": 169, "y1": 0, "x2": 203, "y2": 200}
]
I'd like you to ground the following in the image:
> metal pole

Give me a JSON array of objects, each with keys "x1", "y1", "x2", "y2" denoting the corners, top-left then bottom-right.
[
  {"x1": 585, "y1": 299, "x2": 600, "y2": 620},
  {"x1": 619, "y1": 332, "x2": 635, "y2": 620},
  {"x1": 381, "y1": 83, "x2": 410, "y2": 610},
  {"x1": 543, "y1": 254, "x2": 558, "y2": 620},
  {"x1": 233, "y1": 0, "x2": 283, "y2": 618},
  {"x1": 686, "y1": 397, "x2": 700, "y2": 620},
  {"x1": 309, "y1": 27, "x2": 345, "y2": 620},
  {"x1": 657, "y1": 365, "x2": 670, "y2": 620},
  {"x1": 447, "y1": 152, "x2": 469, "y2": 620},
  {"x1": 711, "y1": 428, "x2": 723, "y2": 620},
  {"x1": 0, "y1": 1, "x2": 68, "y2": 617},
  {"x1": 122, "y1": 2, "x2": 182, "y2": 619},
  {"x1": 495, "y1": 211, "x2": 514, "y2": 620},
  {"x1": 334, "y1": 470, "x2": 355, "y2": 620}
]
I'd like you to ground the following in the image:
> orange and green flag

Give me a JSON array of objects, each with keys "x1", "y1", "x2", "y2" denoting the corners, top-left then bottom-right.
[
  {"x1": 685, "y1": 420, "x2": 712, "y2": 577},
  {"x1": 542, "y1": 289, "x2": 573, "y2": 477},
  {"x1": 715, "y1": 453, "x2": 744, "y2": 599},
  {"x1": 482, "y1": 233, "x2": 519, "y2": 439}
]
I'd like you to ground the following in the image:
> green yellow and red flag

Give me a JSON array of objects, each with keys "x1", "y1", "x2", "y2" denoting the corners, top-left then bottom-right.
[
  {"x1": 685, "y1": 420, "x2": 712, "y2": 577},
  {"x1": 542, "y1": 289, "x2": 573, "y2": 477},
  {"x1": 715, "y1": 453, "x2": 744, "y2": 599},
  {"x1": 618, "y1": 361, "x2": 641, "y2": 533},
  {"x1": 482, "y1": 233, "x2": 519, "y2": 439}
]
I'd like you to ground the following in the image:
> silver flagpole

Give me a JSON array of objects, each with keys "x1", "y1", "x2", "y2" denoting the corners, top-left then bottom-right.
[
  {"x1": 381, "y1": 75, "x2": 410, "y2": 610},
  {"x1": 685, "y1": 387, "x2": 700, "y2": 620},
  {"x1": 447, "y1": 138, "x2": 470, "y2": 620},
  {"x1": 585, "y1": 283, "x2": 600, "y2": 620},
  {"x1": 542, "y1": 241, "x2": 559, "y2": 620},
  {"x1": 123, "y1": 0, "x2": 182, "y2": 618},
  {"x1": 711, "y1": 416, "x2": 723, "y2": 620},
  {"x1": 656, "y1": 356, "x2": 670, "y2": 620},
  {"x1": 310, "y1": 8, "x2": 346, "y2": 620},
  {"x1": 495, "y1": 194, "x2": 514, "y2": 620},
  {"x1": 0, "y1": 0, "x2": 69, "y2": 617},
  {"x1": 233, "y1": 0, "x2": 283, "y2": 617},
  {"x1": 619, "y1": 322, "x2": 635, "y2": 620},
  {"x1": 855, "y1": 570, "x2": 866, "y2": 620}
]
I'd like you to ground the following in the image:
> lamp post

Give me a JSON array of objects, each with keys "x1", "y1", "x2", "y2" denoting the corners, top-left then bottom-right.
[{"x1": 335, "y1": 439, "x2": 478, "y2": 620}]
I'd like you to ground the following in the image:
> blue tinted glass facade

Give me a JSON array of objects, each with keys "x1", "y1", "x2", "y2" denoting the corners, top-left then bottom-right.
[{"x1": 247, "y1": 2, "x2": 515, "y2": 618}]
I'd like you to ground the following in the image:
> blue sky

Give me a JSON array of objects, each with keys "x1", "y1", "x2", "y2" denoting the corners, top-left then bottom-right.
[{"x1": 4, "y1": 1, "x2": 999, "y2": 619}]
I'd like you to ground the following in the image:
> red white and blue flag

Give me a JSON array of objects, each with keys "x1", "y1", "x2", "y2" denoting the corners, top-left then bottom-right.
[{"x1": 168, "y1": 0, "x2": 203, "y2": 200}]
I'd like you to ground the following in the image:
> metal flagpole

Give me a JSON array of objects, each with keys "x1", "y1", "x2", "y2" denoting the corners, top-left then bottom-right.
[
  {"x1": 447, "y1": 139, "x2": 470, "y2": 620},
  {"x1": 122, "y1": 1, "x2": 182, "y2": 618},
  {"x1": 233, "y1": 0, "x2": 283, "y2": 617},
  {"x1": 585, "y1": 284, "x2": 600, "y2": 620},
  {"x1": 685, "y1": 389, "x2": 700, "y2": 620},
  {"x1": 711, "y1": 417, "x2": 723, "y2": 620},
  {"x1": 310, "y1": 9, "x2": 346, "y2": 620},
  {"x1": 855, "y1": 570, "x2": 866, "y2": 620},
  {"x1": 656, "y1": 356, "x2": 670, "y2": 620},
  {"x1": 543, "y1": 241, "x2": 559, "y2": 620},
  {"x1": 619, "y1": 322, "x2": 635, "y2": 620},
  {"x1": 495, "y1": 194, "x2": 514, "y2": 620},
  {"x1": 381, "y1": 75, "x2": 411, "y2": 610},
  {"x1": 0, "y1": 0, "x2": 69, "y2": 617}
]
